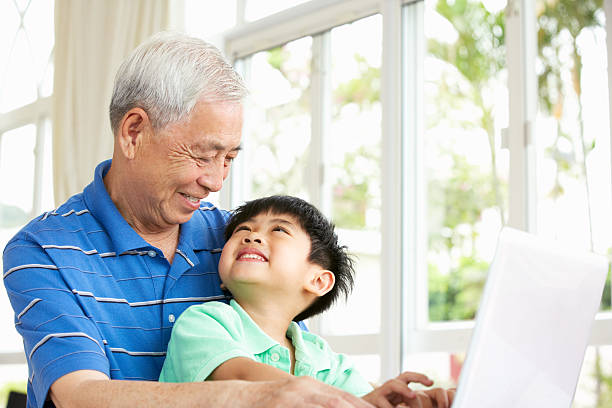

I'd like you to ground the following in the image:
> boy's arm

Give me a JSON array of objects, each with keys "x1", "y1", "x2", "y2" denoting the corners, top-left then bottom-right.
[{"x1": 208, "y1": 357, "x2": 293, "y2": 381}]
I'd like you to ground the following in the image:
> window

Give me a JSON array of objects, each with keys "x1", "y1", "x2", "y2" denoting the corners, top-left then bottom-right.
[
  {"x1": 400, "y1": 0, "x2": 612, "y2": 404},
  {"x1": 0, "y1": 0, "x2": 55, "y2": 388},
  {"x1": 229, "y1": 11, "x2": 384, "y2": 384},
  {"x1": 212, "y1": 1, "x2": 612, "y2": 398}
]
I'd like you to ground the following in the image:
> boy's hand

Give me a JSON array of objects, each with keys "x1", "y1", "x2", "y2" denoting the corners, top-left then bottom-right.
[
  {"x1": 406, "y1": 387, "x2": 456, "y2": 408},
  {"x1": 361, "y1": 371, "x2": 430, "y2": 407}
]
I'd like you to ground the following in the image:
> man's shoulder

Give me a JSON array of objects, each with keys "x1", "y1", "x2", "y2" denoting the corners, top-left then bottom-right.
[
  {"x1": 193, "y1": 202, "x2": 230, "y2": 226},
  {"x1": 7, "y1": 192, "x2": 95, "y2": 246}
]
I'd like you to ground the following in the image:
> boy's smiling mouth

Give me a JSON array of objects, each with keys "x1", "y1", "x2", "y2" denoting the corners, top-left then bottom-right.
[{"x1": 236, "y1": 248, "x2": 268, "y2": 262}]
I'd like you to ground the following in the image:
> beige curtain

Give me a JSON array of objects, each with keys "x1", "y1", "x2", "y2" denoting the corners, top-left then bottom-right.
[{"x1": 53, "y1": 0, "x2": 170, "y2": 205}]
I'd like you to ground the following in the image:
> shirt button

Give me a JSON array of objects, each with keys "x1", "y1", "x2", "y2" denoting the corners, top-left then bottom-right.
[
  {"x1": 147, "y1": 250, "x2": 156, "y2": 257},
  {"x1": 168, "y1": 314, "x2": 175, "y2": 323},
  {"x1": 270, "y1": 353, "x2": 280, "y2": 362}
]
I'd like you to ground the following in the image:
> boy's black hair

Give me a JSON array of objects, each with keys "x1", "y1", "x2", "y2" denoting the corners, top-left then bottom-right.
[{"x1": 224, "y1": 195, "x2": 355, "y2": 322}]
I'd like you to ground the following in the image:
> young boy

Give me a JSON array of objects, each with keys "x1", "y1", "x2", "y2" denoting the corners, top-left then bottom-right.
[{"x1": 159, "y1": 195, "x2": 452, "y2": 407}]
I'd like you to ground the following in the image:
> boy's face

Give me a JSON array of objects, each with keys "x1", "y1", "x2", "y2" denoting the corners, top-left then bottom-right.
[{"x1": 219, "y1": 211, "x2": 322, "y2": 298}]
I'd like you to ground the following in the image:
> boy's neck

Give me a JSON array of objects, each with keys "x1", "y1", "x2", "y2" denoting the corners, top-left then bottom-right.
[{"x1": 235, "y1": 297, "x2": 295, "y2": 346}]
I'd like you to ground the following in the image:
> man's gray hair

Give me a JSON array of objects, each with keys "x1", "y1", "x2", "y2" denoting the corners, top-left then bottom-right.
[{"x1": 109, "y1": 32, "x2": 248, "y2": 134}]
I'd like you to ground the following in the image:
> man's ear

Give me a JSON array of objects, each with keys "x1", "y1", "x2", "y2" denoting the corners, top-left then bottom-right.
[
  {"x1": 305, "y1": 268, "x2": 335, "y2": 297},
  {"x1": 116, "y1": 108, "x2": 151, "y2": 160}
]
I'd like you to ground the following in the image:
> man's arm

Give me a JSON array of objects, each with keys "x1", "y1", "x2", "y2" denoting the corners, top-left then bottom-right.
[
  {"x1": 50, "y1": 369, "x2": 375, "y2": 408},
  {"x1": 207, "y1": 356, "x2": 292, "y2": 381}
]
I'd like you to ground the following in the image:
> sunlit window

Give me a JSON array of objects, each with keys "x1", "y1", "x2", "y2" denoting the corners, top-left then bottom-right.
[
  {"x1": 424, "y1": 0, "x2": 508, "y2": 324},
  {"x1": 236, "y1": 13, "x2": 383, "y2": 383},
  {"x1": 535, "y1": 2, "x2": 612, "y2": 406},
  {"x1": 245, "y1": 0, "x2": 311, "y2": 22},
  {"x1": 0, "y1": 0, "x2": 55, "y2": 392},
  {"x1": 241, "y1": 36, "x2": 313, "y2": 200}
]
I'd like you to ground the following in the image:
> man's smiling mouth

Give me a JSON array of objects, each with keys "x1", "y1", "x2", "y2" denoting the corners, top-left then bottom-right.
[{"x1": 180, "y1": 193, "x2": 202, "y2": 203}]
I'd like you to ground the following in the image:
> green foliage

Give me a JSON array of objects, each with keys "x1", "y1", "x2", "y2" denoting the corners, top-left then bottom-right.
[
  {"x1": 332, "y1": 146, "x2": 380, "y2": 229},
  {"x1": 431, "y1": 0, "x2": 505, "y2": 85},
  {"x1": 267, "y1": 46, "x2": 289, "y2": 71},
  {"x1": 0, "y1": 204, "x2": 29, "y2": 228},
  {"x1": 0, "y1": 381, "x2": 26, "y2": 407},
  {"x1": 429, "y1": 256, "x2": 489, "y2": 321},
  {"x1": 334, "y1": 55, "x2": 380, "y2": 110},
  {"x1": 426, "y1": 0, "x2": 507, "y2": 321},
  {"x1": 427, "y1": 152, "x2": 503, "y2": 321}
]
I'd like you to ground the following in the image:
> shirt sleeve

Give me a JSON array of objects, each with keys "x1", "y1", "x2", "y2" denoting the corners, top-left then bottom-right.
[
  {"x1": 159, "y1": 302, "x2": 253, "y2": 383},
  {"x1": 309, "y1": 335, "x2": 373, "y2": 397},
  {"x1": 3, "y1": 236, "x2": 110, "y2": 408},
  {"x1": 323, "y1": 353, "x2": 373, "y2": 397}
]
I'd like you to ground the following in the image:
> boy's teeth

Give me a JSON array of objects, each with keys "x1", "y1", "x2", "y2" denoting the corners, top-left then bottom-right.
[{"x1": 239, "y1": 254, "x2": 266, "y2": 261}]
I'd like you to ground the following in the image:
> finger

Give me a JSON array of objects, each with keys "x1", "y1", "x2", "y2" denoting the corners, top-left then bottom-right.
[
  {"x1": 396, "y1": 371, "x2": 433, "y2": 387},
  {"x1": 425, "y1": 388, "x2": 449, "y2": 408},
  {"x1": 447, "y1": 388, "x2": 456, "y2": 403},
  {"x1": 416, "y1": 392, "x2": 434, "y2": 408},
  {"x1": 370, "y1": 396, "x2": 394, "y2": 408},
  {"x1": 378, "y1": 380, "x2": 416, "y2": 402},
  {"x1": 402, "y1": 392, "x2": 425, "y2": 408}
]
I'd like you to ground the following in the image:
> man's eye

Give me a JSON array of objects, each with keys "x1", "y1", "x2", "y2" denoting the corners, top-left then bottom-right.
[{"x1": 194, "y1": 156, "x2": 211, "y2": 164}]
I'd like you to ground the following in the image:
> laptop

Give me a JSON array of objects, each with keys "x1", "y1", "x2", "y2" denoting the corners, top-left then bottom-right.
[{"x1": 451, "y1": 227, "x2": 609, "y2": 407}]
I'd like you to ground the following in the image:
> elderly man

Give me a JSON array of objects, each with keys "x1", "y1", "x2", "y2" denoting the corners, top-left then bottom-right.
[{"x1": 3, "y1": 33, "x2": 449, "y2": 408}]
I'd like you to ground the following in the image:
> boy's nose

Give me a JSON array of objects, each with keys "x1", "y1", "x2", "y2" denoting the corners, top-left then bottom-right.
[{"x1": 242, "y1": 236, "x2": 262, "y2": 244}]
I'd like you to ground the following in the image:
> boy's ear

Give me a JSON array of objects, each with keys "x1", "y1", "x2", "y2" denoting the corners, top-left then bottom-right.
[{"x1": 305, "y1": 268, "x2": 335, "y2": 297}]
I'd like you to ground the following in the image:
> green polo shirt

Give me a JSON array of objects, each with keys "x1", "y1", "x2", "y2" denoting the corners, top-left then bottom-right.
[{"x1": 159, "y1": 300, "x2": 373, "y2": 396}]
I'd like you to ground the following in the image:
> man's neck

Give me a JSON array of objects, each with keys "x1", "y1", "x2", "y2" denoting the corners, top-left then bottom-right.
[{"x1": 104, "y1": 161, "x2": 180, "y2": 262}]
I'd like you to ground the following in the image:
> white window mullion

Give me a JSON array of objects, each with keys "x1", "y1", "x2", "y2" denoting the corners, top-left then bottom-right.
[
  {"x1": 224, "y1": 57, "x2": 251, "y2": 210},
  {"x1": 32, "y1": 114, "x2": 46, "y2": 216},
  {"x1": 381, "y1": 0, "x2": 404, "y2": 380},
  {"x1": 303, "y1": 32, "x2": 332, "y2": 336},
  {"x1": 505, "y1": 0, "x2": 537, "y2": 232},
  {"x1": 606, "y1": 0, "x2": 612, "y2": 187},
  {"x1": 308, "y1": 32, "x2": 332, "y2": 217}
]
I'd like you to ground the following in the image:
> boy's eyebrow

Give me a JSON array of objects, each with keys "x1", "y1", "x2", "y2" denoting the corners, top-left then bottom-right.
[{"x1": 268, "y1": 218, "x2": 296, "y2": 227}]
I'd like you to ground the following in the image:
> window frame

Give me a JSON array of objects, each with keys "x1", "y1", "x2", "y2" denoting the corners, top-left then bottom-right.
[
  {"x1": 399, "y1": 0, "x2": 612, "y2": 377},
  {"x1": 222, "y1": 0, "x2": 612, "y2": 383},
  {"x1": 0, "y1": 97, "x2": 52, "y2": 365}
]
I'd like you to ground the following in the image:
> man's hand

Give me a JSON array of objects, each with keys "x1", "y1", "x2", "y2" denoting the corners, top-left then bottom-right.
[
  {"x1": 361, "y1": 371, "x2": 455, "y2": 408},
  {"x1": 50, "y1": 370, "x2": 375, "y2": 408},
  {"x1": 245, "y1": 376, "x2": 375, "y2": 408}
]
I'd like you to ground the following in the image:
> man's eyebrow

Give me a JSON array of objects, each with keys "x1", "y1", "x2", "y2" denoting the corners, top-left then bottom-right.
[
  {"x1": 215, "y1": 143, "x2": 242, "y2": 152},
  {"x1": 194, "y1": 142, "x2": 242, "y2": 152}
]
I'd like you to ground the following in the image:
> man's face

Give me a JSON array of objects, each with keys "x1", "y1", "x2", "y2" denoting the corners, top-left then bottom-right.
[
  {"x1": 219, "y1": 212, "x2": 320, "y2": 299},
  {"x1": 129, "y1": 101, "x2": 243, "y2": 229}
]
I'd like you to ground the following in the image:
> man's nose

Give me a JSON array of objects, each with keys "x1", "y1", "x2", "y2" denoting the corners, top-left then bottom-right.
[{"x1": 197, "y1": 160, "x2": 225, "y2": 192}]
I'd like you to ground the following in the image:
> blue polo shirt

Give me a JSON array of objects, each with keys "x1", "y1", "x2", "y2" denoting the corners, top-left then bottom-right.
[{"x1": 2, "y1": 160, "x2": 230, "y2": 408}]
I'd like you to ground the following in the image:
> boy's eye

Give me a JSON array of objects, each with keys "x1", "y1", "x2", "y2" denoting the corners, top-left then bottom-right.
[
  {"x1": 234, "y1": 225, "x2": 251, "y2": 233},
  {"x1": 272, "y1": 226, "x2": 288, "y2": 234}
]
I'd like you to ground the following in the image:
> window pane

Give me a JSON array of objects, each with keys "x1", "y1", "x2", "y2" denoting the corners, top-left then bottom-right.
[
  {"x1": 0, "y1": 0, "x2": 54, "y2": 112},
  {"x1": 0, "y1": 125, "x2": 37, "y2": 353},
  {"x1": 403, "y1": 351, "x2": 462, "y2": 389},
  {"x1": 319, "y1": 15, "x2": 382, "y2": 336},
  {"x1": 184, "y1": 0, "x2": 236, "y2": 39},
  {"x1": 535, "y1": 1, "x2": 612, "y2": 298},
  {"x1": 424, "y1": 0, "x2": 508, "y2": 322},
  {"x1": 241, "y1": 36, "x2": 312, "y2": 201},
  {"x1": 245, "y1": 0, "x2": 310, "y2": 22}
]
